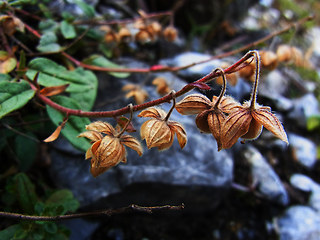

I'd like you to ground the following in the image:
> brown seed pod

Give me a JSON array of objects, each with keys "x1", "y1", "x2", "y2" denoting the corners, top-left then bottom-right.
[
  {"x1": 259, "y1": 50, "x2": 278, "y2": 70},
  {"x1": 276, "y1": 44, "x2": 292, "y2": 62},
  {"x1": 163, "y1": 26, "x2": 178, "y2": 42},
  {"x1": 135, "y1": 29, "x2": 152, "y2": 43},
  {"x1": 118, "y1": 27, "x2": 132, "y2": 42},
  {"x1": 152, "y1": 77, "x2": 171, "y2": 95},
  {"x1": 138, "y1": 107, "x2": 187, "y2": 150},
  {"x1": 78, "y1": 120, "x2": 143, "y2": 177},
  {"x1": 122, "y1": 84, "x2": 148, "y2": 105},
  {"x1": 216, "y1": 63, "x2": 239, "y2": 86},
  {"x1": 238, "y1": 59, "x2": 256, "y2": 81}
]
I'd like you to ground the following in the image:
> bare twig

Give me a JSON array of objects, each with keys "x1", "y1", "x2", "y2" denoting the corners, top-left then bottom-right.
[
  {"x1": 0, "y1": 204, "x2": 184, "y2": 221},
  {"x1": 23, "y1": 15, "x2": 313, "y2": 74}
]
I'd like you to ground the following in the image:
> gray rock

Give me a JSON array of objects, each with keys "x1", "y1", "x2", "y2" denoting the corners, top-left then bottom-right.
[
  {"x1": 288, "y1": 134, "x2": 317, "y2": 169},
  {"x1": 290, "y1": 174, "x2": 320, "y2": 211},
  {"x1": 288, "y1": 94, "x2": 319, "y2": 128},
  {"x1": 260, "y1": 70, "x2": 289, "y2": 96},
  {"x1": 64, "y1": 218, "x2": 100, "y2": 240},
  {"x1": 49, "y1": 67, "x2": 234, "y2": 209},
  {"x1": 275, "y1": 206, "x2": 320, "y2": 240},
  {"x1": 241, "y1": 146, "x2": 289, "y2": 205},
  {"x1": 160, "y1": 52, "x2": 220, "y2": 80}
]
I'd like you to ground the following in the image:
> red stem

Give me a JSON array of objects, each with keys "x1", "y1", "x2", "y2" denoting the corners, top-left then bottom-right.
[{"x1": 30, "y1": 53, "x2": 254, "y2": 118}]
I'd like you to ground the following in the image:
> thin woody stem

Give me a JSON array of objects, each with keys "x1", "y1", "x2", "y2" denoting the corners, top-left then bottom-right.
[
  {"x1": 22, "y1": 16, "x2": 313, "y2": 74},
  {"x1": 249, "y1": 50, "x2": 260, "y2": 109},
  {"x1": 0, "y1": 204, "x2": 184, "y2": 221},
  {"x1": 213, "y1": 68, "x2": 227, "y2": 108},
  {"x1": 164, "y1": 91, "x2": 176, "y2": 122},
  {"x1": 116, "y1": 104, "x2": 133, "y2": 137},
  {"x1": 29, "y1": 52, "x2": 255, "y2": 118}
]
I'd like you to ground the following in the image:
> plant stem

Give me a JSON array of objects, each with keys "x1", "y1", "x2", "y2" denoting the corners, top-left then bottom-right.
[
  {"x1": 249, "y1": 51, "x2": 260, "y2": 109},
  {"x1": 116, "y1": 104, "x2": 133, "y2": 137},
  {"x1": 29, "y1": 52, "x2": 254, "y2": 118},
  {"x1": 0, "y1": 204, "x2": 184, "y2": 221},
  {"x1": 213, "y1": 68, "x2": 227, "y2": 108},
  {"x1": 164, "y1": 91, "x2": 176, "y2": 122}
]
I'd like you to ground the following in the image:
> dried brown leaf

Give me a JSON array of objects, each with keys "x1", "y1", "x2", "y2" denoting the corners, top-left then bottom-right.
[{"x1": 40, "y1": 84, "x2": 69, "y2": 97}]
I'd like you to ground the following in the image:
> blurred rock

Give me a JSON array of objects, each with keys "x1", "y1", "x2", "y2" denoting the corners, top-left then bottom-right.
[
  {"x1": 64, "y1": 218, "x2": 100, "y2": 240},
  {"x1": 260, "y1": 70, "x2": 289, "y2": 96},
  {"x1": 275, "y1": 206, "x2": 320, "y2": 240},
  {"x1": 288, "y1": 134, "x2": 317, "y2": 169},
  {"x1": 160, "y1": 52, "x2": 220, "y2": 80},
  {"x1": 288, "y1": 93, "x2": 319, "y2": 128},
  {"x1": 241, "y1": 146, "x2": 289, "y2": 205},
  {"x1": 290, "y1": 174, "x2": 320, "y2": 211}
]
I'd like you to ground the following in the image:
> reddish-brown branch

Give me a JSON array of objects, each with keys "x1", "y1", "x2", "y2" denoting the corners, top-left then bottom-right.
[
  {"x1": 23, "y1": 15, "x2": 313, "y2": 73},
  {"x1": 30, "y1": 52, "x2": 254, "y2": 118},
  {"x1": 73, "y1": 11, "x2": 173, "y2": 26}
]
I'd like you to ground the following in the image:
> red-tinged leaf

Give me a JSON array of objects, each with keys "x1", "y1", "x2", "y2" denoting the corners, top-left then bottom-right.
[
  {"x1": 116, "y1": 116, "x2": 136, "y2": 132},
  {"x1": 189, "y1": 82, "x2": 211, "y2": 90},
  {"x1": 43, "y1": 117, "x2": 68, "y2": 142},
  {"x1": 40, "y1": 84, "x2": 69, "y2": 96},
  {"x1": 44, "y1": 125, "x2": 62, "y2": 142}
]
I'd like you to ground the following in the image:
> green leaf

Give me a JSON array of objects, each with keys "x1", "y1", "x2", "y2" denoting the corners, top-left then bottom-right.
[
  {"x1": 60, "y1": 21, "x2": 76, "y2": 39},
  {"x1": 15, "y1": 133, "x2": 38, "y2": 171},
  {"x1": 26, "y1": 58, "x2": 97, "y2": 110},
  {"x1": 37, "y1": 32, "x2": 60, "y2": 52},
  {"x1": 46, "y1": 96, "x2": 91, "y2": 151},
  {"x1": 83, "y1": 55, "x2": 130, "y2": 78},
  {"x1": 14, "y1": 227, "x2": 28, "y2": 240},
  {"x1": 39, "y1": 19, "x2": 59, "y2": 33},
  {"x1": 0, "y1": 74, "x2": 12, "y2": 82},
  {"x1": 307, "y1": 115, "x2": 320, "y2": 131},
  {"x1": 13, "y1": 173, "x2": 38, "y2": 214},
  {"x1": 44, "y1": 223, "x2": 58, "y2": 234},
  {"x1": 73, "y1": 0, "x2": 96, "y2": 17},
  {"x1": 0, "y1": 81, "x2": 35, "y2": 119},
  {"x1": 45, "y1": 190, "x2": 79, "y2": 215},
  {"x1": 0, "y1": 224, "x2": 21, "y2": 240}
]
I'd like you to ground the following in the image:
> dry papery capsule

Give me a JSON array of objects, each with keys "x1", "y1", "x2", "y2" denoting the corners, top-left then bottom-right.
[
  {"x1": 163, "y1": 26, "x2": 178, "y2": 42},
  {"x1": 216, "y1": 62, "x2": 238, "y2": 86},
  {"x1": 259, "y1": 50, "x2": 278, "y2": 70},
  {"x1": 238, "y1": 59, "x2": 255, "y2": 82},
  {"x1": 135, "y1": 29, "x2": 153, "y2": 43},
  {"x1": 118, "y1": 26, "x2": 132, "y2": 42}
]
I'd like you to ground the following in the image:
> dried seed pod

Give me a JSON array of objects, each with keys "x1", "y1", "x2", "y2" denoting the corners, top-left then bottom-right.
[
  {"x1": 104, "y1": 31, "x2": 119, "y2": 44},
  {"x1": 175, "y1": 94, "x2": 212, "y2": 115},
  {"x1": 216, "y1": 63, "x2": 238, "y2": 86},
  {"x1": 135, "y1": 29, "x2": 152, "y2": 43},
  {"x1": 118, "y1": 27, "x2": 131, "y2": 42},
  {"x1": 78, "y1": 120, "x2": 143, "y2": 177},
  {"x1": 139, "y1": 107, "x2": 187, "y2": 150},
  {"x1": 0, "y1": 15, "x2": 24, "y2": 36},
  {"x1": 152, "y1": 77, "x2": 171, "y2": 95},
  {"x1": 221, "y1": 51, "x2": 288, "y2": 149},
  {"x1": 122, "y1": 84, "x2": 148, "y2": 104},
  {"x1": 148, "y1": 21, "x2": 162, "y2": 36},
  {"x1": 276, "y1": 44, "x2": 292, "y2": 62},
  {"x1": 259, "y1": 50, "x2": 278, "y2": 70},
  {"x1": 163, "y1": 26, "x2": 178, "y2": 42},
  {"x1": 238, "y1": 59, "x2": 255, "y2": 81}
]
